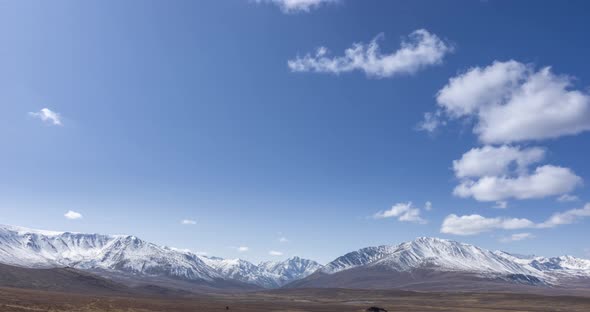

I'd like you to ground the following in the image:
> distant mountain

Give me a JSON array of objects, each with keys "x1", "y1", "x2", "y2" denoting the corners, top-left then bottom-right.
[
  {"x1": 259, "y1": 256, "x2": 322, "y2": 286},
  {"x1": 200, "y1": 256, "x2": 282, "y2": 288},
  {"x1": 2, "y1": 225, "x2": 590, "y2": 294},
  {"x1": 288, "y1": 237, "x2": 590, "y2": 292},
  {"x1": 0, "y1": 224, "x2": 318, "y2": 290}
]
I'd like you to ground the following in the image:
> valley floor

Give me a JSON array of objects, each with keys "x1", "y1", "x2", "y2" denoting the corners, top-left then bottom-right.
[{"x1": 0, "y1": 287, "x2": 589, "y2": 312}]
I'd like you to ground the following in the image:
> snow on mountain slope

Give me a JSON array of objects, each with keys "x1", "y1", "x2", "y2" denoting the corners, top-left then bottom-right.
[
  {"x1": 0, "y1": 224, "x2": 319, "y2": 288},
  {"x1": 370, "y1": 237, "x2": 531, "y2": 275},
  {"x1": 320, "y1": 245, "x2": 398, "y2": 274},
  {"x1": 0, "y1": 225, "x2": 116, "y2": 268},
  {"x1": 494, "y1": 251, "x2": 590, "y2": 278},
  {"x1": 201, "y1": 256, "x2": 281, "y2": 288},
  {"x1": 259, "y1": 256, "x2": 323, "y2": 285},
  {"x1": 77, "y1": 235, "x2": 220, "y2": 281},
  {"x1": 0, "y1": 225, "x2": 220, "y2": 282},
  {"x1": 3, "y1": 224, "x2": 590, "y2": 289},
  {"x1": 319, "y1": 237, "x2": 590, "y2": 286}
]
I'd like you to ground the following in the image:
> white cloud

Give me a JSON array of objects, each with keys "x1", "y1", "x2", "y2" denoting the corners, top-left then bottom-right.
[
  {"x1": 500, "y1": 232, "x2": 535, "y2": 242},
  {"x1": 373, "y1": 202, "x2": 427, "y2": 224},
  {"x1": 453, "y1": 145, "x2": 545, "y2": 179},
  {"x1": 451, "y1": 145, "x2": 581, "y2": 202},
  {"x1": 257, "y1": 0, "x2": 336, "y2": 13},
  {"x1": 538, "y1": 203, "x2": 590, "y2": 228},
  {"x1": 441, "y1": 214, "x2": 536, "y2": 235},
  {"x1": 424, "y1": 201, "x2": 433, "y2": 211},
  {"x1": 269, "y1": 250, "x2": 284, "y2": 256},
  {"x1": 29, "y1": 108, "x2": 62, "y2": 126},
  {"x1": 169, "y1": 247, "x2": 192, "y2": 253},
  {"x1": 431, "y1": 60, "x2": 590, "y2": 143},
  {"x1": 557, "y1": 194, "x2": 579, "y2": 202},
  {"x1": 288, "y1": 29, "x2": 452, "y2": 78},
  {"x1": 181, "y1": 219, "x2": 197, "y2": 225},
  {"x1": 278, "y1": 236, "x2": 289, "y2": 243},
  {"x1": 64, "y1": 210, "x2": 83, "y2": 220},
  {"x1": 417, "y1": 111, "x2": 445, "y2": 132},
  {"x1": 453, "y1": 165, "x2": 582, "y2": 202},
  {"x1": 442, "y1": 203, "x2": 590, "y2": 235},
  {"x1": 237, "y1": 246, "x2": 249, "y2": 252}
]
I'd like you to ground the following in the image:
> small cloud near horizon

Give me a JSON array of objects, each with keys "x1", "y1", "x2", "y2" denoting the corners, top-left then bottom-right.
[
  {"x1": 64, "y1": 210, "x2": 83, "y2": 220},
  {"x1": 269, "y1": 250, "x2": 283, "y2": 256}
]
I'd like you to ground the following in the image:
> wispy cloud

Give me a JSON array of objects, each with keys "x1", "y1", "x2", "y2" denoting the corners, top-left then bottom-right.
[
  {"x1": 256, "y1": 0, "x2": 337, "y2": 13},
  {"x1": 29, "y1": 108, "x2": 62, "y2": 126},
  {"x1": 538, "y1": 203, "x2": 590, "y2": 228},
  {"x1": 64, "y1": 210, "x2": 83, "y2": 220},
  {"x1": 557, "y1": 194, "x2": 579, "y2": 202},
  {"x1": 373, "y1": 201, "x2": 429, "y2": 224},
  {"x1": 500, "y1": 232, "x2": 535, "y2": 242},
  {"x1": 278, "y1": 236, "x2": 289, "y2": 243},
  {"x1": 237, "y1": 246, "x2": 249, "y2": 252},
  {"x1": 417, "y1": 111, "x2": 446, "y2": 132},
  {"x1": 288, "y1": 29, "x2": 452, "y2": 78},
  {"x1": 493, "y1": 201, "x2": 508, "y2": 209},
  {"x1": 269, "y1": 250, "x2": 283, "y2": 256},
  {"x1": 181, "y1": 219, "x2": 197, "y2": 225},
  {"x1": 441, "y1": 214, "x2": 534, "y2": 235}
]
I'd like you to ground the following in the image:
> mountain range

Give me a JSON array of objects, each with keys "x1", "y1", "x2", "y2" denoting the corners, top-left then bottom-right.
[{"x1": 0, "y1": 224, "x2": 589, "y2": 294}]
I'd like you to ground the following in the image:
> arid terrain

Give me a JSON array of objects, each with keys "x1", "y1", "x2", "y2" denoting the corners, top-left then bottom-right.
[{"x1": 0, "y1": 287, "x2": 589, "y2": 312}]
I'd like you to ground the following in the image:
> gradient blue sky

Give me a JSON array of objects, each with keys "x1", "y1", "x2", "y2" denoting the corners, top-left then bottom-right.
[{"x1": 1, "y1": 0, "x2": 590, "y2": 264}]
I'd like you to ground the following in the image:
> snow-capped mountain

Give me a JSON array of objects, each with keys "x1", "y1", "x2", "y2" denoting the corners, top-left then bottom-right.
[
  {"x1": 0, "y1": 224, "x2": 318, "y2": 288},
  {"x1": 0, "y1": 225, "x2": 221, "y2": 282},
  {"x1": 200, "y1": 256, "x2": 282, "y2": 288},
  {"x1": 259, "y1": 256, "x2": 322, "y2": 285},
  {"x1": 293, "y1": 237, "x2": 590, "y2": 290},
  {"x1": 3, "y1": 225, "x2": 590, "y2": 292}
]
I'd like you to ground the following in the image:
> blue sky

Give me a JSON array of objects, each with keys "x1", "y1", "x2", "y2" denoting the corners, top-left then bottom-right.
[{"x1": 1, "y1": 0, "x2": 590, "y2": 264}]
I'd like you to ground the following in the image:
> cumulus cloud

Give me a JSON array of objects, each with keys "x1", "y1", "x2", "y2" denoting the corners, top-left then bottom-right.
[
  {"x1": 288, "y1": 29, "x2": 452, "y2": 78},
  {"x1": 64, "y1": 210, "x2": 83, "y2": 220},
  {"x1": 256, "y1": 0, "x2": 336, "y2": 13},
  {"x1": 29, "y1": 108, "x2": 62, "y2": 126},
  {"x1": 269, "y1": 250, "x2": 284, "y2": 256},
  {"x1": 500, "y1": 232, "x2": 535, "y2": 242},
  {"x1": 451, "y1": 145, "x2": 582, "y2": 202},
  {"x1": 453, "y1": 145, "x2": 545, "y2": 178},
  {"x1": 373, "y1": 202, "x2": 428, "y2": 224},
  {"x1": 441, "y1": 214, "x2": 535, "y2": 235},
  {"x1": 453, "y1": 165, "x2": 582, "y2": 202},
  {"x1": 442, "y1": 203, "x2": 590, "y2": 235},
  {"x1": 557, "y1": 194, "x2": 579, "y2": 202},
  {"x1": 429, "y1": 60, "x2": 590, "y2": 143},
  {"x1": 181, "y1": 219, "x2": 197, "y2": 225}
]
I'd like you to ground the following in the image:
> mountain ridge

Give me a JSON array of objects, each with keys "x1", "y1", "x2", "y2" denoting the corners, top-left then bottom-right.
[
  {"x1": 1, "y1": 224, "x2": 590, "y2": 293},
  {"x1": 0, "y1": 224, "x2": 319, "y2": 289}
]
